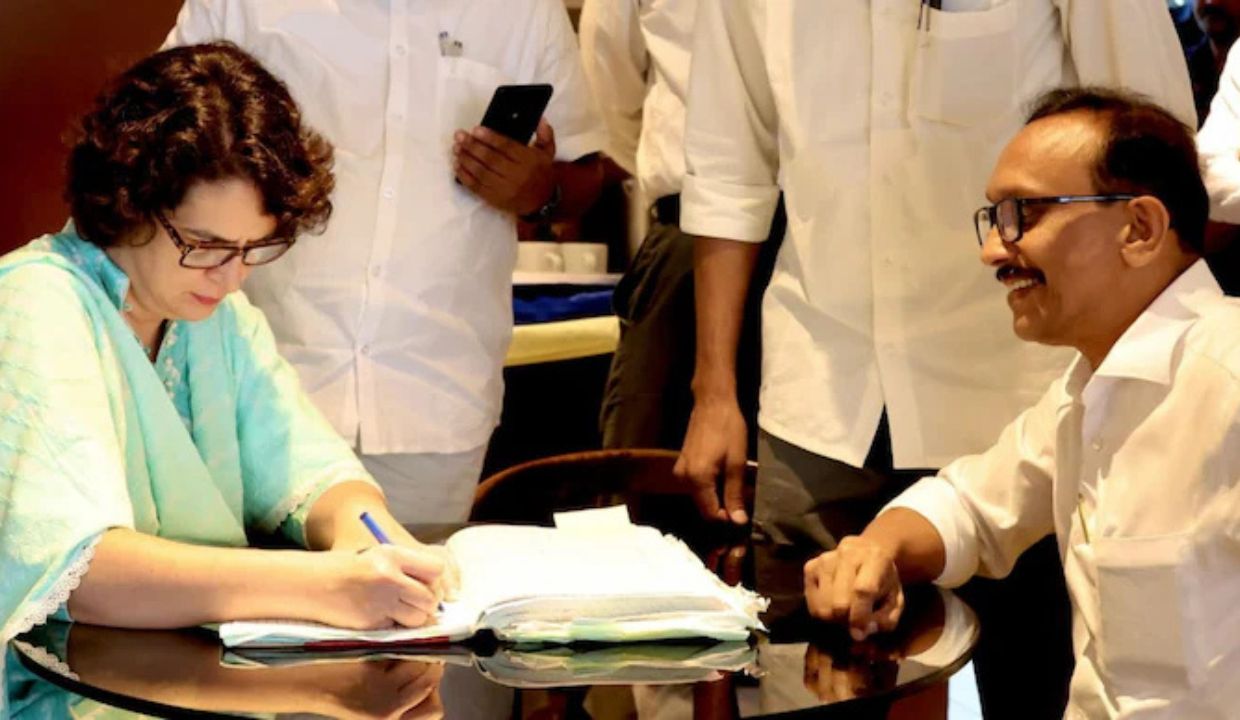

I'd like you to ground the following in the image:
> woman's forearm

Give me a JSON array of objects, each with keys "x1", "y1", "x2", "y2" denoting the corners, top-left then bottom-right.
[
  {"x1": 303, "y1": 479, "x2": 400, "y2": 551},
  {"x1": 58, "y1": 479, "x2": 454, "y2": 634},
  {"x1": 68, "y1": 528, "x2": 341, "y2": 628}
]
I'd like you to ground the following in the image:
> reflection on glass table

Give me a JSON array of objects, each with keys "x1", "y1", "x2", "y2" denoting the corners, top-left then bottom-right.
[
  {"x1": 6, "y1": 622, "x2": 443, "y2": 719},
  {"x1": 5, "y1": 449, "x2": 980, "y2": 719},
  {"x1": 6, "y1": 558, "x2": 974, "y2": 719}
]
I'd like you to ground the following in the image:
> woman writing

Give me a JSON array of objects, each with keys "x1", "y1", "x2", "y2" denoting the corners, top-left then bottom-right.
[{"x1": 0, "y1": 42, "x2": 452, "y2": 641}]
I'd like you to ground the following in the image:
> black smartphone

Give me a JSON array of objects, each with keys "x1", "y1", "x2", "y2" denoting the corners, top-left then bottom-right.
[{"x1": 479, "y1": 84, "x2": 553, "y2": 144}]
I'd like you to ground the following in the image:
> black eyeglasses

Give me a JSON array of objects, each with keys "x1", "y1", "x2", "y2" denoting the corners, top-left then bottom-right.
[
  {"x1": 973, "y1": 194, "x2": 1136, "y2": 246},
  {"x1": 154, "y1": 212, "x2": 295, "y2": 269}
]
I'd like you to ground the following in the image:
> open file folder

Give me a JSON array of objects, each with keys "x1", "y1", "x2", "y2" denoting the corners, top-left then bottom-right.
[{"x1": 219, "y1": 508, "x2": 768, "y2": 650}]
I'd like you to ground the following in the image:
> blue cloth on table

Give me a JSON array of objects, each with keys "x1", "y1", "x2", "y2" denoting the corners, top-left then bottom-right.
[{"x1": 514, "y1": 289, "x2": 615, "y2": 324}]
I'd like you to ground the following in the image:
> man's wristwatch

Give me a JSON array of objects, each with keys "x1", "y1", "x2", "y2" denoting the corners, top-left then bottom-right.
[{"x1": 519, "y1": 183, "x2": 561, "y2": 223}]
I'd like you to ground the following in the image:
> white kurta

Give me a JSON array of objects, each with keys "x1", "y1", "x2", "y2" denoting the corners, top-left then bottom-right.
[
  {"x1": 889, "y1": 262, "x2": 1240, "y2": 719},
  {"x1": 168, "y1": 0, "x2": 607, "y2": 454},
  {"x1": 680, "y1": 0, "x2": 1195, "y2": 468}
]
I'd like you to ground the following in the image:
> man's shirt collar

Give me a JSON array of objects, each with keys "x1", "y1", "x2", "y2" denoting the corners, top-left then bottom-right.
[{"x1": 1064, "y1": 260, "x2": 1221, "y2": 401}]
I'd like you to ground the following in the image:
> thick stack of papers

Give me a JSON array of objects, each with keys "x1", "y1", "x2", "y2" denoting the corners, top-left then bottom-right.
[{"x1": 220, "y1": 508, "x2": 767, "y2": 650}]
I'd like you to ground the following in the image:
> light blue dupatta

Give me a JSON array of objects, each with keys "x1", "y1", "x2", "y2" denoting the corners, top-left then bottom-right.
[{"x1": 0, "y1": 227, "x2": 368, "y2": 642}]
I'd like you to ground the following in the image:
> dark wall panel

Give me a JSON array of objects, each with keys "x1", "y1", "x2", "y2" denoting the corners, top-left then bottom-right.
[{"x1": 0, "y1": 1, "x2": 181, "y2": 253}]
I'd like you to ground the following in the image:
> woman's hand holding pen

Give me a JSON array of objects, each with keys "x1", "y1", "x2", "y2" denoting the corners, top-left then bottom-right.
[
  {"x1": 316, "y1": 545, "x2": 447, "y2": 629},
  {"x1": 352, "y1": 510, "x2": 461, "y2": 603},
  {"x1": 415, "y1": 542, "x2": 460, "y2": 602},
  {"x1": 306, "y1": 493, "x2": 461, "y2": 627}
]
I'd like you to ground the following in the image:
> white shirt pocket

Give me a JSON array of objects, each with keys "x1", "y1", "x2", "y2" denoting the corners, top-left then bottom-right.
[
  {"x1": 434, "y1": 55, "x2": 518, "y2": 272},
  {"x1": 1093, "y1": 532, "x2": 1204, "y2": 688},
  {"x1": 437, "y1": 57, "x2": 513, "y2": 151},
  {"x1": 911, "y1": 0, "x2": 1018, "y2": 126},
  {"x1": 436, "y1": 56, "x2": 517, "y2": 216}
]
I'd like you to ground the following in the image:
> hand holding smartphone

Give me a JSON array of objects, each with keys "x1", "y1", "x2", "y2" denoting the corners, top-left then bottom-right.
[
  {"x1": 453, "y1": 84, "x2": 557, "y2": 212},
  {"x1": 478, "y1": 84, "x2": 553, "y2": 144}
]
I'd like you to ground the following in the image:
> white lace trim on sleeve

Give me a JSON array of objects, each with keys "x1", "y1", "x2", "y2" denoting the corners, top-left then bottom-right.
[
  {"x1": 2, "y1": 534, "x2": 102, "y2": 644},
  {"x1": 256, "y1": 462, "x2": 376, "y2": 537},
  {"x1": 9, "y1": 640, "x2": 80, "y2": 681}
]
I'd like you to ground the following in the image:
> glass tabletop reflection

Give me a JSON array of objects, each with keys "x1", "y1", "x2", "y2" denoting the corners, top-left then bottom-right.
[
  {"x1": 5, "y1": 558, "x2": 975, "y2": 719},
  {"x1": 5, "y1": 451, "x2": 980, "y2": 719}
]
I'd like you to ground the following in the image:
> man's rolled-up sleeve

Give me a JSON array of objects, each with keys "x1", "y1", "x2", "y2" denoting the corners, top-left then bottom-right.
[
  {"x1": 882, "y1": 381, "x2": 1064, "y2": 588},
  {"x1": 680, "y1": 0, "x2": 780, "y2": 243},
  {"x1": 883, "y1": 476, "x2": 981, "y2": 589}
]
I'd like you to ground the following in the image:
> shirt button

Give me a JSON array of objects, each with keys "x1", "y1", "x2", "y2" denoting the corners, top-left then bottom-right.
[
  {"x1": 361, "y1": 345, "x2": 372, "y2": 357},
  {"x1": 1090, "y1": 438, "x2": 1103, "y2": 451},
  {"x1": 382, "y1": 188, "x2": 395, "y2": 199},
  {"x1": 393, "y1": 44, "x2": 407, "y2": 56},
  {"x1": 370, "y1": 265, "x2": 383, "y2": 278}
]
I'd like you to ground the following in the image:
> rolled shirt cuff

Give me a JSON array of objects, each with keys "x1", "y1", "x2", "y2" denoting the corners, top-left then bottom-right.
[
  {"x1": 680, "y1": 175, "x2": 780, "y2": 242},
  {"x1": 881, "y1": 476, "x2": 978, "y2": 589}
]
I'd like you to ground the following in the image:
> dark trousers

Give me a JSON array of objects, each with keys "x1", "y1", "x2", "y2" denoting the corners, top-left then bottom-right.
[
  {"x1": 599, "y1": 195, "x2": 783, "y2": 450},
  {"x1": 599, "y1": 215, "x2": 698, "y2": 449},
  {"x1": 754, "y1": 420, "x2": 926, "y2": 548},
  {"x1": 756, "y1": 421, "x2": 1073, "y2": 720}
]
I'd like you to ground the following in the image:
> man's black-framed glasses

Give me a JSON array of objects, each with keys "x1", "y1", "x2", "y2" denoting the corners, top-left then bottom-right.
[
  {"x1": 154, "y1": 211, "x2": 295, "y2": 269},
  {"x1": 973, "y1": 194, "x2": 1136, "y2": 246}
]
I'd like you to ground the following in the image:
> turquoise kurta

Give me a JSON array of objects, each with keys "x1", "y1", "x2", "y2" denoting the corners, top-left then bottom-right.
[{"x1": 0, "y1": 226, "x2": 375, "y2": 642}]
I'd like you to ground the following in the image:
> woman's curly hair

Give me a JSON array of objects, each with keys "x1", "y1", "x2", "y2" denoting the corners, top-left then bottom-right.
[{"x1": 66, "y1": 42, "x2": 334, "y2": 247}]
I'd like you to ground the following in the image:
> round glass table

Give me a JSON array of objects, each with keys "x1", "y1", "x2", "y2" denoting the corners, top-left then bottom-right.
[{"x1": 4, "y1": 450, "x2": 979, "y2": 719}]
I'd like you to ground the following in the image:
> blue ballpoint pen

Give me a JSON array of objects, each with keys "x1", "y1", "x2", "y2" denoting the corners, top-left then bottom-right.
[
  {"x1": 359, "y1": 511, "x2": 392, "y2": 544},
  {"x1": 358, "y1": 512, "x2": 445, "y2": 612}
]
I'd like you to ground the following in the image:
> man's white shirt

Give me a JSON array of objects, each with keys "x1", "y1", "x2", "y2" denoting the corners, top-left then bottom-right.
[
  {"x1": 1198, "y1": 46, "x2": 1240, "y2": 223},
  {"x1": 889, "y1": 261, "x2": 1240, "y2": 718},
  {"x1": 578, "y1": 0, "x2": 695, "y2": 200},
  {"x1": 168, "y1": 0, "x2": 606, "y2": 454},
  {"x1": 680, "y1": 0, "x2": 1195, "y2": 468}
]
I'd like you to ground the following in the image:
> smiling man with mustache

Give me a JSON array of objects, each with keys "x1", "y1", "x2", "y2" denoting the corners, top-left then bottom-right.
[{"x1": 803, "y1": 86, "x2": 1240, "y2": 719}]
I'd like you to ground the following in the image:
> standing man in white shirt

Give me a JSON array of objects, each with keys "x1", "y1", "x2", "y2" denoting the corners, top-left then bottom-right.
[
  {"x1": 579, "y1": 0, "x2": 781, "y2": 451},
  {"x1": 1193, "y1": 43, "x2": 1240, "y2": 296},
  {"x1": 166, "y1": 0, "x2": 608, "y2": 524},
  {"x1": 806, "y1": 86, "x2": 1240, "y2": 720},
  {"x1": 674, "y1": 1, "x2": 1194, "y2": 715}
]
